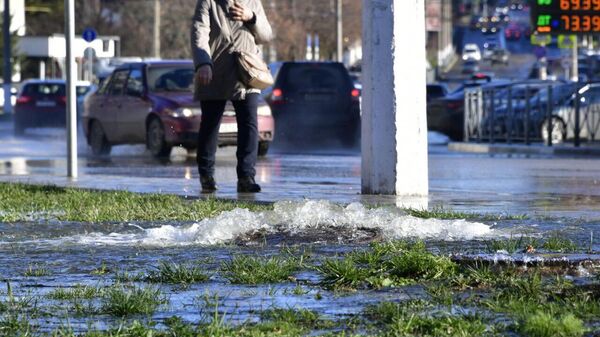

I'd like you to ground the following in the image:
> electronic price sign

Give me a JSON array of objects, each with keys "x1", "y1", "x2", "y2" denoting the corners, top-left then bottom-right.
[{"x1": 532, "y1": 0, "x2": 600, "y2": 34}]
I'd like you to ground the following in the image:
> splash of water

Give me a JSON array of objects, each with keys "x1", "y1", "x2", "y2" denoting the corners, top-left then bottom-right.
[{"x1": 8, "y1": 200, "x2": 494, "y2": 247}]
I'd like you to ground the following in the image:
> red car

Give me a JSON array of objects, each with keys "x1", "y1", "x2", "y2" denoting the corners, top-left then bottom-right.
[
  {"x1": 83, "y1": 60, "x2": 274, "y2": 157},
  {"x1": 505, "y1": 24, "x2": 522, "y2": 40}
]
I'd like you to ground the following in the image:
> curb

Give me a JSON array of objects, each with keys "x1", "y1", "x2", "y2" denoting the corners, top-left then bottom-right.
[{"x1": 448, "y1": 142, "x2": 600, "y2": 157}]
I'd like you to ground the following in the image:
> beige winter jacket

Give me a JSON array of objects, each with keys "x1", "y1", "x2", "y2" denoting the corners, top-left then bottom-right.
[{"x1": 191, "y1": 0, "x2": 273, "y2": 101}]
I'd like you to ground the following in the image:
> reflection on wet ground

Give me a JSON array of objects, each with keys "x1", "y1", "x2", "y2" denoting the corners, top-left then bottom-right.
[{"x1": 1, "y1": 122, "x2": 600, "y2": 218}]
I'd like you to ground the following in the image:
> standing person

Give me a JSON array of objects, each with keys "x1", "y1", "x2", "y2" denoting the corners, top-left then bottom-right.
[{"x1": 191, "y1": 0, "x2": 272, "y2": 193}]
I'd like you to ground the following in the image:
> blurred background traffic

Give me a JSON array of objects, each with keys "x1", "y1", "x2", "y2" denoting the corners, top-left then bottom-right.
[{"x1": 1, "y1": 0, "x2": 599, "y2": 158}]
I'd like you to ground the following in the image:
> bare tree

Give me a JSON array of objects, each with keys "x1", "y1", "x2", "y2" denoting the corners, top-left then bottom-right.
[{"x1": 24, "y1": 0, "x2": 363, "y2": 61}]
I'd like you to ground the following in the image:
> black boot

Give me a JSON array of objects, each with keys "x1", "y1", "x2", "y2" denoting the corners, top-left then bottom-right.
[
  {"x1": 200, "y1": 176, "x2": 217, "y2": 193},
  {"x1": 237, "y1": 176, "x2": 261, "y2": 193}
]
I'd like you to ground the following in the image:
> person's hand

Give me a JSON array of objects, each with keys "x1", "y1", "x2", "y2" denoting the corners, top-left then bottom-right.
[
  {"x1": 229, "y1": 1, "x2": 254, "y2": 22},
  {"x1": 195, "y1": 65, "x2": 212, "y2": 86}
]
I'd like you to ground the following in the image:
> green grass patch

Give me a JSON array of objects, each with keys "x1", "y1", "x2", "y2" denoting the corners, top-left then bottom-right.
[
  {"x1": 23, "y1": 264, "x2": 51, "y2": 277},
  {"x1": 317, "y1": 241, "x2": 457, "y2": 290},
  {"x1": 145, "y1": 261, "x2": 210, "y2": 285},
  {"x1": 365, "y1": 301, "x2": 492, "y2": 337},
  {"x1": 0, "y1": 183, "x2": 270, "y2": 222},
  {"x1": 404, "y1": 206, "x2": 527, "y2": 221},
  {"x1": 220, "y1": 255, "x2": 302, "y2": 284},
  {"x1": 520, "y1": 311, "x2": 586, "y2": 337},
  {"x1": 542, "y1": 236, "x2": 578, "y2": 253},
  {"x1": 485, "y1": 236, "x2": 538, "y2": 254},
  {"x1": 47, "y1": 285, "x2": 103, "y2": 300},
  {"x1": 101, "y1": 285, "x2": 167, "y2": 317}
]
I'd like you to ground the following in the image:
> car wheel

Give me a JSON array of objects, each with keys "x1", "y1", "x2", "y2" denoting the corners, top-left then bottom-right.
[
  {"x1": 541, "y1": 117, "x2": 566, "y2": 145},
  {"x1": 89, "y1": 121, "x2": 112, "y2": 155},
  {"x1": 146, "y1": 118, "x2": 172, "y2": 158},
  {"x1": 258, "y1": 141, "x2": 270, "y2": 157}
]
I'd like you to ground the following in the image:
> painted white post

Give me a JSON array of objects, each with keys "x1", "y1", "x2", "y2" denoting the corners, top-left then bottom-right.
[
  {"x1": 65, "y1": 0, "x2": 78, "y2": 178},
  {"x1": 39, "y1": 60, "x2": 46, "y2": 80},
  {"x1": 361, "y1": 0, "x2": 428, "y2": 196}
]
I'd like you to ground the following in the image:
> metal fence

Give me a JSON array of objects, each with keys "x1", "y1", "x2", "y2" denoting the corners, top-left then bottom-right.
[{"x1": 464, "y1": 81, "x2": 600, "y2": 146}]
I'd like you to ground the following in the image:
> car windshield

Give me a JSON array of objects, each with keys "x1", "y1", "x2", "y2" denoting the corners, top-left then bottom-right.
[
  {"x1": 148, "y1": 65, "x2": 195, "y2": 92},
  {"x1": 23, "y1": 83, "x2": 65, "y2": 96},
  {"x1": 283, "y1": 64, "x2": 349, "y2": 92}
]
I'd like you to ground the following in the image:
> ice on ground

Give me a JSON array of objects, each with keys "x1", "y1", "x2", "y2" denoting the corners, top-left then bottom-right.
[{"x1": 28, "y1": 200, "x2": 494, "y2": 247}]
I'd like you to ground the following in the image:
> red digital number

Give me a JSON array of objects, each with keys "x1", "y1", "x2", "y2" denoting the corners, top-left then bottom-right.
[
  {"x1": 583, "y1": 15, "x2": 591, "y2": 31},
  {"x1": 571, "y1": 0, "x2": 581, "y2": 10},
  {"x1": 572, "y1": 15, "x2": 581, "y2": 31},
  {"x1": 583, "y1": 0, "x2": 592, "y2": 9},
  {"x1": 594, "y1": 0, "x2": 600, "y2": 10},
  {"x1": 593, "y1": 16, "x2": 600, "y2": 31},
  {"x1": 561, "y1": 0, "x2": 570, "y2": 9}
]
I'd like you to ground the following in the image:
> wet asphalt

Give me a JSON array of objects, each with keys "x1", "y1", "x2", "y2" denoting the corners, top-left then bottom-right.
[{"x1": 0, "y1": 121, "x2": 599, "y2": 219}]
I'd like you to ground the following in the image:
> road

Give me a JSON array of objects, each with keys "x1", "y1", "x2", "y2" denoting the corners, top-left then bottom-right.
[
  {"x1": 1, "y1": 121, "x2": 600, "y2": 219},
  {"x1": 442, "y1": 9, "x2": 544, "y2": 84}
]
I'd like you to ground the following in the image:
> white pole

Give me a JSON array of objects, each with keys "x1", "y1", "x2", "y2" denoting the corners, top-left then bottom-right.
[
  {"x1": 153, "y1": 0, "x2": 161, "y2": 58},
  {"x1": 65, "y1": 0, "x2": 78, "y2": 178},
  {"x1": 3, "y1": 0, "x2": 12, "y2": 116},
  {"x1": 336, "y1": 0, "x2": 343, "y2": 62},
  {"x1": 39, "y1": 60, "x2": 46, "y2": 80},
  {"x1": 362, "y1": 0, "x2": 428, "y2": 196},
  {"x1": 572, "y1": 38, "x2": 579, "y2": 82}
]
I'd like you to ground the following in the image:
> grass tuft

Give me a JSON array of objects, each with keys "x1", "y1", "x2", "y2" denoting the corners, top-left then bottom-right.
[
  {"x1": 220, "y1": 255, "x2": 301, "y2": 284},
  {"x1": 47, "y1": 285, "x2": 103, "y2": 300},
  {"x1": 520, "y1": 311, "x2": 586, "y2": 337},
  {"x1": 404, "y1": 206, "x2": 527, "y2": 221},
  {"x1": 23, "y1": 264, "x2": 51, "y2": 277},
  {"x1": 486, "y1": 236, "x2": 538, "y2": 254},
  {"x1": 542, "y1": 236, "x2": 578, "y2": 253},
  {"x1": 145, "y1": 261, "x2": 209, "y2": 284},
  {"x1": 101, "y1": 285, "x2": 166, "y2": 317}
]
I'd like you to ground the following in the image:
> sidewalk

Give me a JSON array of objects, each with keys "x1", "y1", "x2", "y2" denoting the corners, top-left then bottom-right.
[
  {"x1": 449, "y1": 142, "x2": 600, "y2": 157},
  {"x1": 1, "y1": 123, "x2": 600, "y2": 219}
]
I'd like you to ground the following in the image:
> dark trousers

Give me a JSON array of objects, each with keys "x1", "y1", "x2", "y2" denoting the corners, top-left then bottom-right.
[{"x1": 197, "y1": 93, "x2": 259, "y2": 179}]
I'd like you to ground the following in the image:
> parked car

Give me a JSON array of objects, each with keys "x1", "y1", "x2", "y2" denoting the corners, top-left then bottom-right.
[
  {"x1": 462, "y1": 44, "x2": 482, "y2": 62},
  {"x1": 265, "y1": 61, "x2": 361, "y2": 147},
  {"x1": 83, "y1": 60, "x2": 275, "y2": 157},
  {"x1": 480, "y1": 82, "x2": 575, "y2": 141},
  {"x1": 550, "y1": 83, "x2": 600, "y2": 143},
  {"x1": 427, "y1": 76, "x2": 511, "y2": 140},
  {"x1": 13, "y1": 79, "x2": 91, "y2": 135},
  {"x1": 427, "y1": 83, "x2": 449, "y2": 103}
]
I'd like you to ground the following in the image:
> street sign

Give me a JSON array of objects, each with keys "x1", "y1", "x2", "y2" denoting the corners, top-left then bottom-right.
[
  {"x1": 531, "y1": 0, "x2": 600, "y2": 35},
  {"x1": 82, "y1": 28, "x2": 97, "y2": 43},
  {"x1": 558, "y1": 34, "x2": 577, "y2": 48},
  {"x1": 531, "y1": 33, "x2": 552, "y2": 46}
]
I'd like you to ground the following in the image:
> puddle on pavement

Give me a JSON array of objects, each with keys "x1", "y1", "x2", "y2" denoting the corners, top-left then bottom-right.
[{"x1": 1, "y1": 200, "x2": 599, "y2": 333}]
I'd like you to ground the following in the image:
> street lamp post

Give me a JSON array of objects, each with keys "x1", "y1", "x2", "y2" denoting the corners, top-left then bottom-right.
[
  {"x1": 65, "y1": 0, "x2": 77, "y2": 178},
  {"x1": 2, "y1": 0, "x2": 12, "y2": 116},
  {"x1": 336, "y1": 0, "x2": 343, "y2": 62}
]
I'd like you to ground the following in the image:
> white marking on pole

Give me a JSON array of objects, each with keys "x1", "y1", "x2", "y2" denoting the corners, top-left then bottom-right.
[{"x1": 65, "y1": 0, "x2": 78, "y2": 178}]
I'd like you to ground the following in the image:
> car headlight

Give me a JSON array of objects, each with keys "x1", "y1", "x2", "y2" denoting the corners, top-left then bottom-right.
[
  {"x1": 258, "y1": 105, "x2": 272, "y2": 116},
  {"x1": 169, "y1": 107, "x2": 202, "y2": 118}
]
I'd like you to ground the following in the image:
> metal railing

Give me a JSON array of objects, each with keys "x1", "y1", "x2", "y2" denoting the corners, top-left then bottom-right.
[{"x1": 464, "y1": 81, "x2": 600, "y2": 146}]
